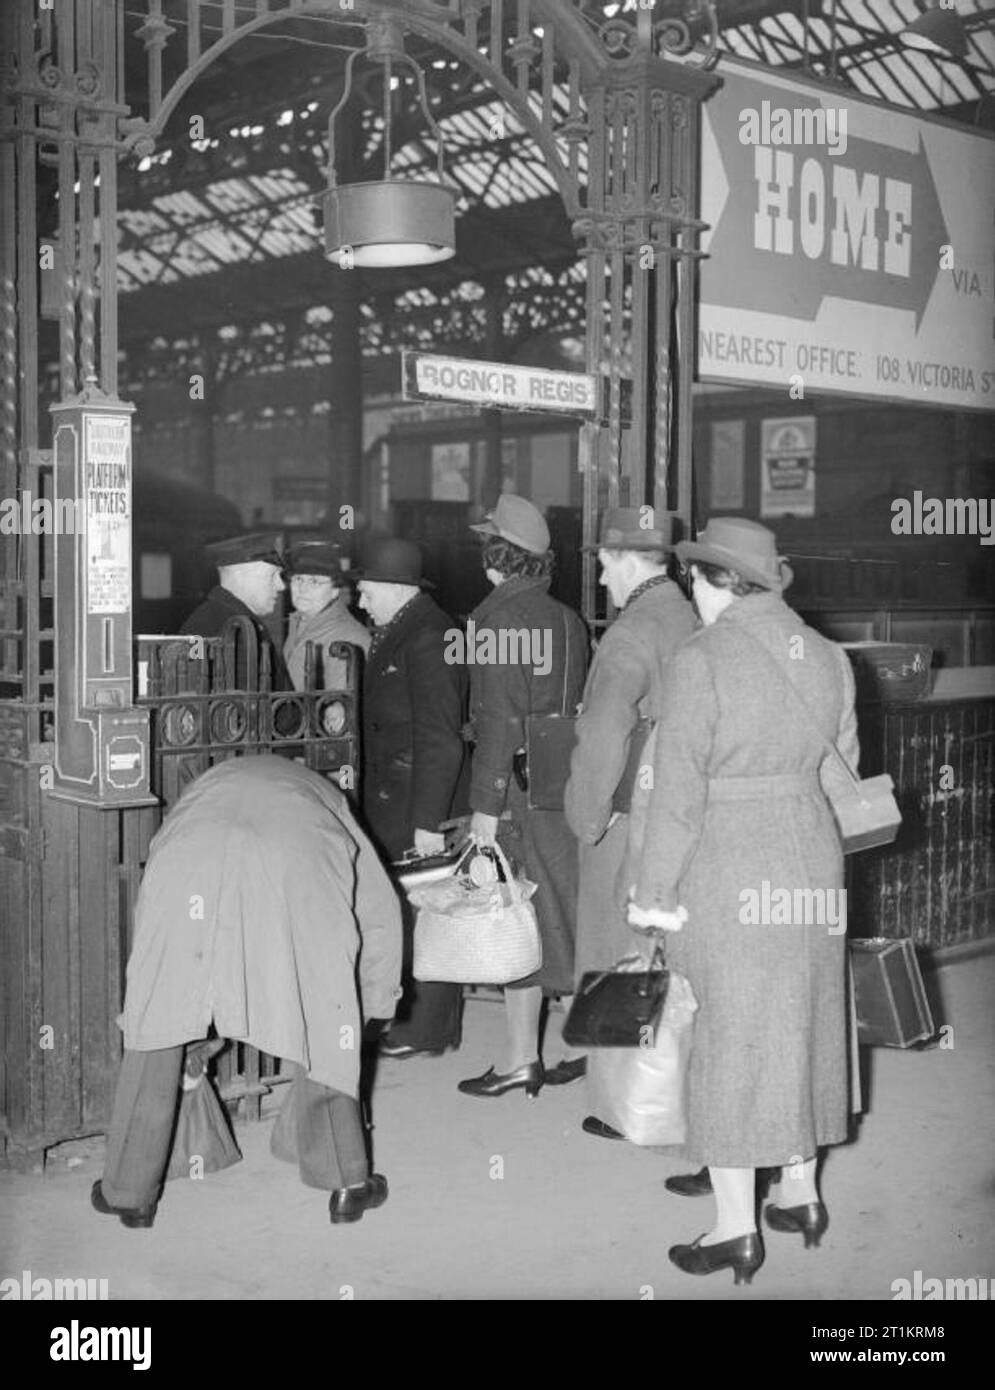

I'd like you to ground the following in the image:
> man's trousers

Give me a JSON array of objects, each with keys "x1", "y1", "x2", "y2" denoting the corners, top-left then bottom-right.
[{"x1": 101, "y1": 1044, "x2": 368, "y2": 1209}]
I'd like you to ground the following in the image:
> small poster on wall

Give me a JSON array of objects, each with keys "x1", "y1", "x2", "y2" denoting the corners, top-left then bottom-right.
[
  {"x1": 431, "y1": 441, "x2": 471, "y2": 501},
  {"x1": 709, "y1": 419, "x2": 745, "y2": 510},
  {"x1": 760, "y1": 416, "x2": 816, "y2": 519}
]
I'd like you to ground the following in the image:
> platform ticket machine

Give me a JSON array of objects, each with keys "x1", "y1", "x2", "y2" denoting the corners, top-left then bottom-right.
[{"x1": 49, "y1": 390, "x2": 154, "y2": 806}]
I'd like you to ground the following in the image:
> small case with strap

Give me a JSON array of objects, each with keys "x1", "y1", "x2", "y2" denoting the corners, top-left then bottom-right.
[{"x1": 736, "y1": 629, "x2": 901, "y2": 855}]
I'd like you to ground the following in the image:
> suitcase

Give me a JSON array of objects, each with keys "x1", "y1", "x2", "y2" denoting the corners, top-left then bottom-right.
[
  {"x1": 525, "y1": 715, "x2": 651, "y2": 813},
  {"x1": 850, "y1": 937, "x2": 935, "y2": 1047}
]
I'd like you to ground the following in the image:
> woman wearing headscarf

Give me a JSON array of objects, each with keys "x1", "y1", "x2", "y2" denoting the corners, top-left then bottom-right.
[
  {"x1": 626, "y1": 518, "x2": 859, "y2": 1285},
  {"x1": 458, "y1": 495, "x2": 588, "y2": 1099}
]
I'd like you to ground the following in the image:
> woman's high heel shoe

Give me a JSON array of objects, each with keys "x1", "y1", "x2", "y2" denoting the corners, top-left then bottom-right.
[
  {"x1": 668, "y1": 1232, "x2": 765, "y2": 1286},
  {"x1": 764, "y1": 1201, "x2": 829, "y2": 1248},
  {"x1": 457, "y1": 1061, "x2": 544, "y2": 1098}
]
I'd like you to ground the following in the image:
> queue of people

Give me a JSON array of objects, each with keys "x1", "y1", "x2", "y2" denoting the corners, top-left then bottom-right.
[{"x1": 92, "y1": 496, "x2": 858, "y2": 1286}]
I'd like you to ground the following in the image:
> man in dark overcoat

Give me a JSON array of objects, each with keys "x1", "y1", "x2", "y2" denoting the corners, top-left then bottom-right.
[
  {"x1": 357, "y1": 538, "x2": 468, "y2": 1057},
  {"x1": 181, "y1": 530, "x2": 291, "y2": 690}
]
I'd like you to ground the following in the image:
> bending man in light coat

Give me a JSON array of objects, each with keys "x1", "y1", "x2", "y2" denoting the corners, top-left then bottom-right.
[{"x1": 91, "y1": 756, "x2": 403, "y2": 1229}]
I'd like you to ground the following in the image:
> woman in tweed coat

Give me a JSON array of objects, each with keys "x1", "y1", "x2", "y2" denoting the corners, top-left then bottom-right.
[{"x1": 626, "y1": 518, "x2": 858, "y2": 1286}]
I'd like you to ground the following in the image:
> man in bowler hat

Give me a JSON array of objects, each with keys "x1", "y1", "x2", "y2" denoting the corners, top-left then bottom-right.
[{"x1": 357, "y1": 538, "x2": 468, "y2": 1058}]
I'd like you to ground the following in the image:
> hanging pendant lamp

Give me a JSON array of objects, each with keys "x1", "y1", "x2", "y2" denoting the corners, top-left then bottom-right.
[
  {"x1": 323, "y1": 17, "x2": 456, "y2": 269},
  {"x1": 900, "y1": 1, "x2": 969, "y2": 60}
]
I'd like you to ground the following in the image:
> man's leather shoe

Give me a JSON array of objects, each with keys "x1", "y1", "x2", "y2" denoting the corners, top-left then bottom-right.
[
  {"x1": 582, "y1": 1115, "x2": 624, "y2": 1140},
  {"x1": 544, "y1": 1056, "x2": 587, "y2": 1086},
  {"x1": 329, "y1": 1174, "x2": 388, "y2": 1224},
  {"x1": 90, "y1": 1180, "x2": 157, "y2": 1229},
  {"x1": 458, "y1": 1061, "x2": 543, "y2": 1098},
  {"x1": 665, "y1": 1166, "x2": 712, "y2": 1197},
  {"x1": 378, "y1": 1039, "x2": 446, "y2": 1059}
]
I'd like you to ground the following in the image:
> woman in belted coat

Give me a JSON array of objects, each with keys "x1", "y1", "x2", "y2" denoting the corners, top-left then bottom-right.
[
  {"x1": 626, "y1": 518, "x2": 859, "y2": 1286},
  {"x1": 458, "y1": 495, "x2": 588, "y2": 1100}
]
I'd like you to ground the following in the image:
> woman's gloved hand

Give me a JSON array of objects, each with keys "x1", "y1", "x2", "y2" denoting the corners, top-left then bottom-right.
[
  {"x1": 469, "y1": 811, "x2": 499, "y2": 847},
  {"x1": 626, "y1": 901, "x2": 688, "y2": 934}
]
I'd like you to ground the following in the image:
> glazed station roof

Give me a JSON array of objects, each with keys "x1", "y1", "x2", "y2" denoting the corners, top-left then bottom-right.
[{"x1": 109, "y1": 0, "x2": 994, "y2": 377}]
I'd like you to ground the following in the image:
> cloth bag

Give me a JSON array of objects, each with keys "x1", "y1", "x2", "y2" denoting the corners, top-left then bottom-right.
[
  {"x1": 410, "y1": 841, "x2": 542, "y2": 985},
  {"x1": 166, "y1": 1065, "x2": 242, "y2": 1182},
  {"x1": 563, "y1": 943, "x2": 670, "y2": 1047},
  {"x1": 585, "y1": 970, "x2": 698, "y2": 1146}
]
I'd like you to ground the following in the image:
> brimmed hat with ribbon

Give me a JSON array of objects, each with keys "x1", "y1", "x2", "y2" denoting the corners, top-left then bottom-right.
[
  {"x1": 286, "y1": 540, "x2": 353, "y2": 580},
  {"x1": 469, "y1": 493, "x2": 550, "y2": 555},
  {"x1": 356, "y1": 537, "x2": 434, "y2": 588},
  {"x1": 582, "y1": 506, "x2": 676, "y2": 553},
  {"x1": 675, "y1": 517, "x2": 793, "y2": 592}
]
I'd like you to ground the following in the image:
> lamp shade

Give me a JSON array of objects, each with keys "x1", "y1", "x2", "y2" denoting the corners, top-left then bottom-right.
[
  {"x1": 901, "y1": 3, "x2": 968, "y2": 59},
  {"x1": 323, "y1": 180, "x2": 456, "y2": 268}
]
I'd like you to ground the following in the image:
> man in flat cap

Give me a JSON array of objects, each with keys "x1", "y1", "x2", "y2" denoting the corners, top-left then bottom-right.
[
  {"x1": 182, "y1": 531, "x2": 291, "y2": 689},
  {"x1": 283, "y1": 540, "x2": 370, "y2": 692},
  {"x1": 563, "y1": 507, "x2": 695, "y2": 1125}
]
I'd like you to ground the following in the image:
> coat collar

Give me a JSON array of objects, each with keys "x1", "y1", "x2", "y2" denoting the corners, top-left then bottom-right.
[
  {"x1": 715, "y1": 590, "x2": 788, "y2": 628},
  {"x1": 288, "y1": 594, "x2": 350, "y2": 641},
  {"x1": 473, "y1": 574, "x2": 550, "y2": 621},
  {"x1": 624, "y1": 573, "x2": 673, "y2": 611},
  {"x1": 368, "y1": 591, "x2": 428, "y2": 658},
  {"x1": 212, "y1": 585, "x2": 261, "y2": 622}
]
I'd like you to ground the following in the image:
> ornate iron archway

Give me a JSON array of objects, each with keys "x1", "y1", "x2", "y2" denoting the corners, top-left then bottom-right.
[{"x1": 0, "y1": 0, "x2": 719, "y2": 1157}]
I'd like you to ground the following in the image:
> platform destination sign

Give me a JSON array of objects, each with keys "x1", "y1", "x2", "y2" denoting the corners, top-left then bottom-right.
[
  {"x1": 402, "y1": 351, "x2": 599, "y2": 417},
  {"x1": 698, "y1": 57, "x2": 995, "y2": 410}
]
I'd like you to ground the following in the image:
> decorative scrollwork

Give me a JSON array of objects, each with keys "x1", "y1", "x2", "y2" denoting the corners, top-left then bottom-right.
[
  {"x1": 655, "y1": 1, "x2": 720, "y2": 71},
  {"x1": 75, "y1": 63, "x2": 102, "y2": 99},
  {"x1": 119, "y1": 117, "x2": 156, "y2": 159},
  {"x1": 209, "y1": 700, "x2": 247, "y2": 745},
  {"x1": 656, "y1": 20, "x2": 693, "y2": 57},
  {"x1": 37, "y1": 56, "x2": 62, "y2": 90},
  {"x1": 600, "y1": 18, "x2": 636, "y2": 60},
  {"x1": 162, "y1": 703, "x2": 199, "y2": 748}
]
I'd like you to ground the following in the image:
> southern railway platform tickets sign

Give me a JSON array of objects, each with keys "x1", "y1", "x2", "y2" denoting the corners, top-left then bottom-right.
[
  {"x1": 698, "y1": 58, "x2": 995, "y2": 410},
  {"x1": 403, "y1": 351, "x2": 599, "y2": 417}
]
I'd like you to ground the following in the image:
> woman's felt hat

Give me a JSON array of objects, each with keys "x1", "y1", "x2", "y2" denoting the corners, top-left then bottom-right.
[
  {"x1": 285, "y1": 540, "x2": 352, "y2": 579},
  {"x1": 469, "y1": 494, "x2": 550, "y2": 555},
  {"x1": 675, "y1": 517, "x2": 794, "y2": 592}
]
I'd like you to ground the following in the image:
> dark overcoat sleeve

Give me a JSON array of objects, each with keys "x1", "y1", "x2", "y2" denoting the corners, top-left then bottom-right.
[
  {"x1": 468, "y1": 644, "x2": 531, "y2": 818},
  {"x1": 407, "y1": 622, "x2": 467, "y2": 834},
  {"x1": 631, "y1": 639, "x2": 717, "y2": 911}
]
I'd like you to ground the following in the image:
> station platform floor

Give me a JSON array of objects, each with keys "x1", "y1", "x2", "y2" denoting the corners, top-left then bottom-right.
[{"x1": 2, "y1": 950, "x2": 993, "y2": 1302}]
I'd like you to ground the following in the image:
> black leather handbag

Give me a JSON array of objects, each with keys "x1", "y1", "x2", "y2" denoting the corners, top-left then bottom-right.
[{"x1": 562, "y1": 943, "x2": 670, "y2": 1048}]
